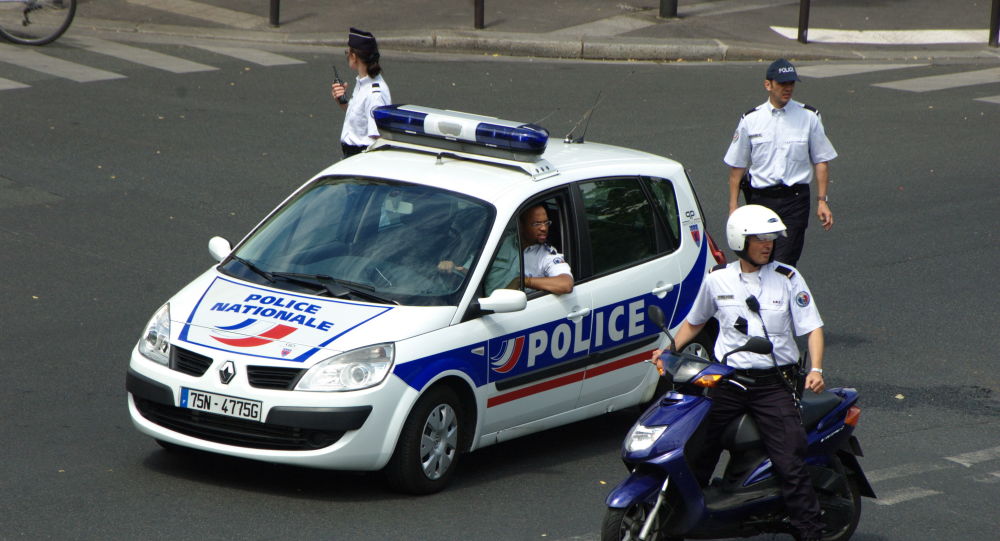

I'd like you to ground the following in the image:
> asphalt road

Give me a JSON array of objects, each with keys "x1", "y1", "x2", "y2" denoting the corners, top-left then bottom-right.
[{"x1": 2, "y1": 36, "x2": 999, "y2": 540}]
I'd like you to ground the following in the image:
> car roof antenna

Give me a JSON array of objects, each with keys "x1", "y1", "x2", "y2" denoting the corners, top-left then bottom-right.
[
  {"x1": 563, "y1": 69, "x2": 632, "y2": 144},
  {"x1": 564, "y1": 90, "x2": 604, "y2": 144}
]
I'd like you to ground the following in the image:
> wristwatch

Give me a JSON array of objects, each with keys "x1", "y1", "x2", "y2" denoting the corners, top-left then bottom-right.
[
  {"x1": 817, "y1": 195, "x2": 829, "y2": 202},
  {"x1": 810, "y1": 367, "x2": 824, "y2": 374}
]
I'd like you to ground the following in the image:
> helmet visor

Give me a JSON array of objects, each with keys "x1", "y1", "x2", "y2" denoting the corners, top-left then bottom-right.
[{"x1": 751, "y1": 232, "x2": 780, "y2": 241}]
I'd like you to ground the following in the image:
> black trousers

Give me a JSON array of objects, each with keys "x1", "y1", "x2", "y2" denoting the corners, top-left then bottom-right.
[
  {"x1": 691, "y1": 380, "x2": 824, "y2": 538},
  {"x1": 745, "y1": 183, "x2": 810, "y2": 267},
  {"x1": 341, "y1": 143, "x2": 366, "y2": 159}
]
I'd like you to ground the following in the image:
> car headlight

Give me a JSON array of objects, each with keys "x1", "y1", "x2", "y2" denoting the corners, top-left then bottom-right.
[
  {"x1": 625, "y1": 424, "x2": 667, "y2": 453},
  {"x1": 295, "y1": 343, "x2": 394, "y2": 392},
  {"x1": 138, "y1": 303, "x2": 171, "y2": 365}
]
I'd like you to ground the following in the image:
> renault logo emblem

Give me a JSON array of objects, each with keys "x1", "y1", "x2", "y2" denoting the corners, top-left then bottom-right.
[{"x1": 219, "y1": 361, "x2": 237, "y2": 384}]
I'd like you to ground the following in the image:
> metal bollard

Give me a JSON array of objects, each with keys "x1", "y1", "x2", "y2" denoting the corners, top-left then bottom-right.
[
  {"x1": 269, "y1": 0, "x2": 280, "y2": 28},
  {"x1": 990, "y1": 0, "x2": 999, "y2": 47},
  {"x1": 659, "y1": 0, "x2": 678, "y2": 18},
  {"x1": 797, "y1": 0, "x2": 810, "y2": 44},
  {"x1": 474, "y1": 0, "x2": 484, "y2": 29}
]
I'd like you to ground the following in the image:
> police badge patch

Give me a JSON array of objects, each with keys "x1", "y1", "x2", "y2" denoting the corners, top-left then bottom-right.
[{"x1": 795, "y1": 291, "x2": 811, "y2": 307}]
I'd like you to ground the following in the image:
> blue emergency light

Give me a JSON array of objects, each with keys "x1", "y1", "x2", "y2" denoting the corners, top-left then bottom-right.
[{"x1": 372, "y1": 105, "x2": 549, "y2": 161}]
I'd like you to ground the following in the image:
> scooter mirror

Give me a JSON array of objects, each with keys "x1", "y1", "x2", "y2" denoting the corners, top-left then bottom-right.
[
  {"x1": 742, "y1": 336, "x2": 773, "y2": 355},
  {"x1": 646, "y1": 305, "x2": 666, "y2": 331}
]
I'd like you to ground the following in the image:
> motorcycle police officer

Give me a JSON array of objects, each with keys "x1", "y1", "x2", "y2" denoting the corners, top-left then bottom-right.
[{"x1": 654, "y1": 204, "x2": 827, "y2": 541}]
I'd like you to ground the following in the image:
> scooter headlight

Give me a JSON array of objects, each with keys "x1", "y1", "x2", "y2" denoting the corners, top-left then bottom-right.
[{"x1": 625, "y1": 424, "x2": 667, "y2": 453}]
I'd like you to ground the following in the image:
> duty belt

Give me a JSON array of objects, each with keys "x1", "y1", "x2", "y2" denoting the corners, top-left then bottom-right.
[
  {"x1": 750, "y1": 183, "x2": 806, "y2": 197},
  {"x1": 731, "y1": 365, "x2": 799, "y2": 386}
]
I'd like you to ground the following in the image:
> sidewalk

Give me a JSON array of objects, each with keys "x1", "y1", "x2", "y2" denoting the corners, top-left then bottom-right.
[{"x1": 75, "y1": 0, "x2": 1000, "y2": 62}]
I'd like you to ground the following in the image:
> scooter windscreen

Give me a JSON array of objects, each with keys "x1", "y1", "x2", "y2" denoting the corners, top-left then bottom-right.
[{"x1": 661, "y1": 352, "x2": 714, "y2": 384}]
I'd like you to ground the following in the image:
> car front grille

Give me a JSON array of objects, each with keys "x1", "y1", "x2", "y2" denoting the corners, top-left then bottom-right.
[
  {"x1": 171, "y1": 346, "x2": 213, "y2": 377},
  {"x1": 247, "y1": 366, "x2": 305, "y2": 390},
  {"x1": 134, "y1": 399, "x2": 343, "y2": 451}
]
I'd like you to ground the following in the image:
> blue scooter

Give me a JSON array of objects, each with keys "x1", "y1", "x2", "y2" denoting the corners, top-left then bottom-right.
[{"x1": 601, "y1": 306, "x2": 875, "y2": 541}]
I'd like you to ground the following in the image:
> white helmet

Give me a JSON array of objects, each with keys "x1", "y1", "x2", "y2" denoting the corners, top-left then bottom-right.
[{"x1": 726, "y1": 205, "x2": 787, "y2": 252}]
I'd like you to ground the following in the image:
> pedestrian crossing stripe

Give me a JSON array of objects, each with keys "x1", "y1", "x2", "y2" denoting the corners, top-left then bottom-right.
[
  {"x1": 0, "y1": 46, "x2": 125, "y2": 82},
  {"x1": 65, "y1": 36, "x2": 217, "y2": 74},
  {"x1": 874, "y1": 67, "x2": 1000, "y2": 92},
  {"x1": 796, "y1": 64, "x2": 929, "y2": 79}
]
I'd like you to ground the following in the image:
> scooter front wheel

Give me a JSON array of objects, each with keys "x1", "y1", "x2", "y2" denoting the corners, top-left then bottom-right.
[{"x1": 601, "y1": 504, "x2": 681, "y2": 541}]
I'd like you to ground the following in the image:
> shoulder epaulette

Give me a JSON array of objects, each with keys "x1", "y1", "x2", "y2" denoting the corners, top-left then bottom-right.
[
  {"x1": 372, "y1": 83, "x2": 381, "y2": 92},
  {"x1": 742, "y1": 106, "x2": 758, "y2": 118},
  {"x1": 803, "y1": 104, "x2": 819, "y2": 115},
  {"x1": 711, "y1": 263, "x2": 727, "y2": 273},
  {"x1": 775, "y1": 265, "x2": 795, "y2": 279}
]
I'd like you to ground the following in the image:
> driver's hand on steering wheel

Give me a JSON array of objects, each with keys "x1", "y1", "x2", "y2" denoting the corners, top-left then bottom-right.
[{"x1": 437, "y1": 260, "x2": 466, "y2": 274}]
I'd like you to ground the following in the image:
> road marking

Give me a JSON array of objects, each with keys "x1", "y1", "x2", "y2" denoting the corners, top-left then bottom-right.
[
  {"x1": 796, "y1": 63, "x2": 928, "y2": 79},
  {"x1": 874, "y1": 486, "x2": 943, "y2": 506},
  {"x1": 686, "y1": 0, "x2": 797, "y2": 18},
  {"x1": 64, "y1": 37, "x2": 217, "y2": 74},
  {"x1": 866, "y1": 461, "x2": 955, "y2": 483},
  {"x1": 125, "y1": 0, "x2": 265, "y2": 30},
  {"x1": 874, "y1": 68, "x2": 1000, "y2": 92},
  {"x1": 549, "y1": 0, "x2": 796, "y2": 36},
  {"x1": 0, "y1": 76, "x2": 29, "y2": 91},
  {"x1": 771, "y1": 26, "x2": 987, "y2": 45},
  {"x1": 0, "y1": 46, "x2": 125, "y2": 83},
  {"x1": 549, "y1": 14, "x2": 657, "y2": 36},
  {"x1": 975, "y1": 95, "x2": 1000, "y2": 105},
  {"x1": 188, "y1": 45, "x2": 305, "y2": 67},
  {"x1": 945, "y1": 445, "x2": 1000, "y2": 467}
]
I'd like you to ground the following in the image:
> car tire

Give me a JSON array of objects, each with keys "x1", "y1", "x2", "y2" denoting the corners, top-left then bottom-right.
[
  {"x1": 681, "y1": 320, "x2": 717, "y2": 362},
  {"x1": 384, "y1": 385, "x2": 463, "y2": 495}
]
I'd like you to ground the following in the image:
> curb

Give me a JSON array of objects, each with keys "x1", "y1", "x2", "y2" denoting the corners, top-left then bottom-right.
[{"x1": 73, "y1": 17, "x2": 1000, "y2": 63}]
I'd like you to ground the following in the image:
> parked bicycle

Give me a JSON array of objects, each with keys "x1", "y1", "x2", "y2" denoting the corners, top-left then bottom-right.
[{"x1": 0, "y1": 0, "x2": 76, "y2": 45}]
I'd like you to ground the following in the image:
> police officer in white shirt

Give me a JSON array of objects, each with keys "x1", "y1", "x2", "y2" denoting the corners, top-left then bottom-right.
[
  {"x1": 331, "y1": 28, "x2": 392, "y2": 159},
  {"x1": 724, "y1": 58, "x2": 837, "y2": 267},
  {"x1": 519, "y1": 204, "x2": 573, "y2": 295},
  {"x1": 482, "y1": 204, "x2": 573, "y2": 296},
  {"x1": 654, "y1": 204, "x2": 827, "y2": 541}
]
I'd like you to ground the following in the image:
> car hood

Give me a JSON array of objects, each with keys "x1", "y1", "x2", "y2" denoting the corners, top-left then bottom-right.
[{"x1": 168, "y1": 270, "x2": 455, "y2": 365}]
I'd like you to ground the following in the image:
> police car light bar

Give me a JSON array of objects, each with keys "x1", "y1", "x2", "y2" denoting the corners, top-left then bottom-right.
[{"x1": 372, "y1": 105, "x2": 549, "y2": 162}]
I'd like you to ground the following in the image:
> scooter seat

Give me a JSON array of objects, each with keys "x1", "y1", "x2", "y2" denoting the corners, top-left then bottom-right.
[
  {"x1": 800, "y1": 391, "x2": 843, "y2": 429},
  {"x1": 721, "y1": 392, "x2": 844, "y2": 452}
]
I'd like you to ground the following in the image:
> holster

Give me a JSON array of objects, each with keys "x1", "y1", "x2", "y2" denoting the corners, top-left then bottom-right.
[{"x1": 740, "y1": 171, "x2": 752, "y2": 203}]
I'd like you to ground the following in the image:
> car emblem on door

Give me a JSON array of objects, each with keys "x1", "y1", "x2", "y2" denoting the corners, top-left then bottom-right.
[{"x1": 219, "y1": 360, "x2": 237, "y2": 384}]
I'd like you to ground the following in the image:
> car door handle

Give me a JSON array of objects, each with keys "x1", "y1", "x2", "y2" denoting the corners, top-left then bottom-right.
[
  {"x1": 567, "y1": 307, "x2": 591, "y2": 320},
  {"x1": 652, "y1": 283, "x2": 675, "y2": 298}
]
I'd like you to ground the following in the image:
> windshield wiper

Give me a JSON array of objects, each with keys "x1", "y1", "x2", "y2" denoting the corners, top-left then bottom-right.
[
  {"x1": 231, "y1": 256, "x2": 275, "y2": 283},
  {"x1": 270, "y1": 272, "x2": 398, "y2": 305}
]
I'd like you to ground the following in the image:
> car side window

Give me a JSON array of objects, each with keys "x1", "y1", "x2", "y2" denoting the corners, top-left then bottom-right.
[
  {"x1": 579, "y1": 177, "x2": 658, "y2": 275},
  {"x1": 644, "y1": 176, "x2": 681, "y2": 253},
  {"x1": 483, "y1": 217, "x2": 522, "y2": 297}
]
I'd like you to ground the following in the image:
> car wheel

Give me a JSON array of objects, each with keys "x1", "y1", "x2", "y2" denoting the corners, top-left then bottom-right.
[
  {"x1": 384, "y1": 386, "x2": 463, "y2": 495},
  {"x1": 681, "y1": 325, "x2": 716, "y2": 362}
]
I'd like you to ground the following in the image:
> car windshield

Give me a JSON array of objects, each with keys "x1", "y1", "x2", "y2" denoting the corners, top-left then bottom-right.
[{"x1": 221, "y1": 176, "x2": 494, "y2": 307}]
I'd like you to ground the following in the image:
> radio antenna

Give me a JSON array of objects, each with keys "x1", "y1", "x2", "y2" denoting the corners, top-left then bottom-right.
[
  {"x1": 564, "y1": 91, "x2": 604, "y2": 144},
  {"x1": 563, "y1": 69, "x2": 634, "y2": 144}
]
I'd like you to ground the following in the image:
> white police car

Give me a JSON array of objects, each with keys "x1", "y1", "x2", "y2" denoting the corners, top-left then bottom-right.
[{"x1": 127, "y1": 105, "x2": 725, "y2": 494}]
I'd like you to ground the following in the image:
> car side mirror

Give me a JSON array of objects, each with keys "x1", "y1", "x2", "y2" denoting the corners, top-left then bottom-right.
[
  {"x1": 208, "y1": 236, "x2": 232, "y2": 263},
  {"x1": 478, "y1": 288, "x2": 527, "y2": 313}
]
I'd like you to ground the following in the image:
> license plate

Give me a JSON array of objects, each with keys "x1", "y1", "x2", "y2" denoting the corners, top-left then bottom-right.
[{"x1": 180, "y1": 388, "x2": 263, "y2": 422}]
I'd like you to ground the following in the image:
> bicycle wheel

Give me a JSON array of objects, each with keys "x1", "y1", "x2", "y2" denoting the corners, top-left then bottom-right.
[{"x1": 0, "y1": 0, "x2": 76, "y2": 46}]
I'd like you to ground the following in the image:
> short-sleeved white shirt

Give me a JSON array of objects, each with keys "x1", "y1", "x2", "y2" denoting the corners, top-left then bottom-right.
[
  {"x1": 723, "y1": 99, "x2": 837, "y2": 188},
  {"x1": 686, "y1": 261, "x2": 823, "y2": 369},
  {"x1": 340, "y1": 74, "x2": 391, "y2": 146},
  {"x1": 523, "y1": 243, "x2": 571, "y2": 280}
]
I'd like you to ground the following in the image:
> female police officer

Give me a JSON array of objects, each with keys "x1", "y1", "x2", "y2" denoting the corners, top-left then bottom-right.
[
  {"x1": 654, "y1": 204, "x2": 827, "y2": 541},
  {"x1": 331, "y1": 27, "x2": 392, "y2": 158}
]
